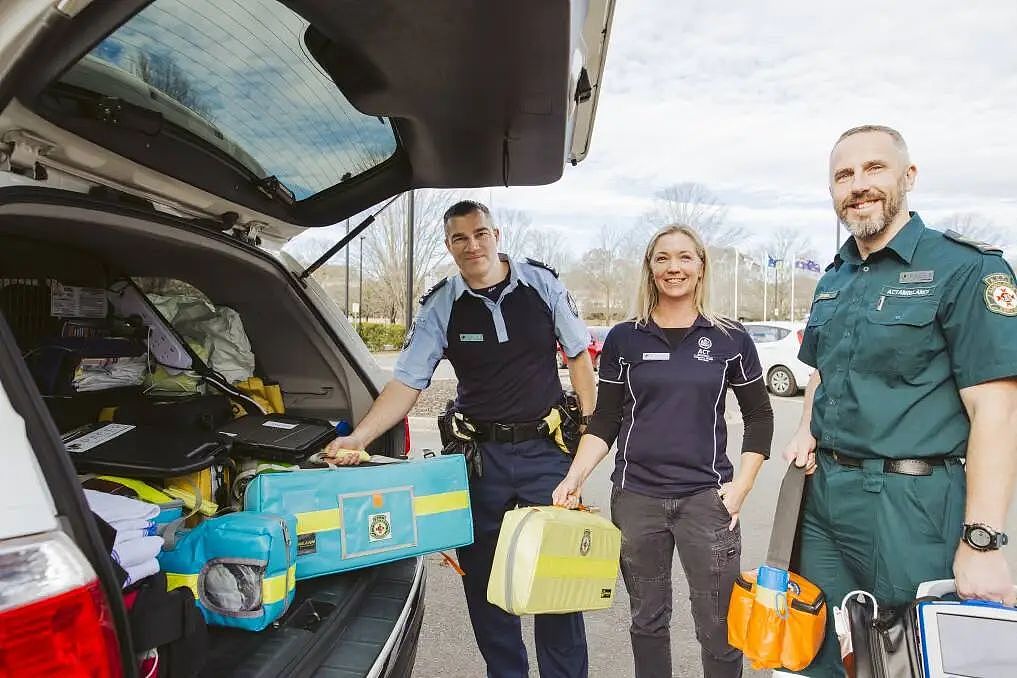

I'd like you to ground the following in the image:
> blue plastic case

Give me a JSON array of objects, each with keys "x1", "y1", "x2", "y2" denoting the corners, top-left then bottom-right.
[{"x1": 244, "y1": 455, "x2": 473, "y2": 579}]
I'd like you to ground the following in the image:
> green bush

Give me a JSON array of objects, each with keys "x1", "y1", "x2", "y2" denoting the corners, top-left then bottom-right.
[{"x1": 357, "y1": 322, "x2": 407, "y2": 351}]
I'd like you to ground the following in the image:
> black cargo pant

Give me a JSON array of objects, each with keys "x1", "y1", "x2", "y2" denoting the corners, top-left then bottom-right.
[{"x1": 611, "y1": 485, "x2": 743, "y2": 678}]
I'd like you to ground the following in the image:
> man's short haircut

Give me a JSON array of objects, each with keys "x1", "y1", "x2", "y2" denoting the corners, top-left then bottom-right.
[
  {"x1": 835, "y1": 124, "x2": 910, "y2": 161},
  {"x1": 443, "y1": 200, "x2": 492, "y2": 228}
]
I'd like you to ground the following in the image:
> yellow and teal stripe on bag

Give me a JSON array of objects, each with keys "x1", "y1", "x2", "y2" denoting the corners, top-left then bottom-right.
[
  {"x1": 166, "y1": 563, "x2": 296, "y2": 606},
  {"x1": 293, "y1": 489, "x2": 470, "y2": 535}
]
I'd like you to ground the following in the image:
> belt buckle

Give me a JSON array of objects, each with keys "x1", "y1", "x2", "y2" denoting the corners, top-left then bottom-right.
[{"x1": 493, "y1": 423, "x2": 513, "y2": 444}]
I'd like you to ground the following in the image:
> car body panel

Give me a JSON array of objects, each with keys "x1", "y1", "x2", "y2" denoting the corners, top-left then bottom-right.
[{"x1": 744, "y1": 321, "x2": 812, "y2": 395}]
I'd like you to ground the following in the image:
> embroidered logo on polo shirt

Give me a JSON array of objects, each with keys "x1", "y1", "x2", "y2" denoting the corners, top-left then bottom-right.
[
  {"x1": 984, "y1": 273, "x2": 1017, "y2": 316},
  {"x1": 695, "y1": 342, "x2": 713, "y2": 362}
]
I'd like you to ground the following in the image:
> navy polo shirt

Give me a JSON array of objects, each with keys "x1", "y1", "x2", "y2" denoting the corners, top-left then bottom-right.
[
  {"x1": 597, "y1": 317, "x2": 763, "y2": 498},
  {"x1": 394, "y1": 256, "x2": 589, "y2": 422}
]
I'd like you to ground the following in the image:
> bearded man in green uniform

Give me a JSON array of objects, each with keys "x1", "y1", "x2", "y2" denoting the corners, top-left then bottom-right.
[{"x1": 784, "y1": 124, "x2": 1017, "y2": 676}]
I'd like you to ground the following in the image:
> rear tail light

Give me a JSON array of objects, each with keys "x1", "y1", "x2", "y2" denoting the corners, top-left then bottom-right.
[
  {"x1": 796, "y1": 329, "x2": 804, "y2": 344},
  {"x1": 0, "y1": 531, "x2": 122, "y2": 678},
  {"x1": 403, "y1": 416, "x2": 412, "y2": 458}
]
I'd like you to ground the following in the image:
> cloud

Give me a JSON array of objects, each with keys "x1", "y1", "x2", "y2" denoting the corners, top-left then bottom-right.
[{"x1": 490, "y1": 0, "x2": 1017, "y2": 257}]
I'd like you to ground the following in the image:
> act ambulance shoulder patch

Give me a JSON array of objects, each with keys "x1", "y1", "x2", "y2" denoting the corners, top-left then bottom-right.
[{"x1": 983, "y1": 273, "x2": 1017, "y2": 316}]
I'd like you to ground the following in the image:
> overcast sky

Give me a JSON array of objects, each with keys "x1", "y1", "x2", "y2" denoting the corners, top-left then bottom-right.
[{"x1": 484, "y1": 0, "x2": 1017, "y2": 259}]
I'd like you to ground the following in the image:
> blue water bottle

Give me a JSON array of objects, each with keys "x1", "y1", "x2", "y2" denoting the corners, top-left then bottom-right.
[
  {"x1": 756, "y1": 565, "x2": 790, "y2": 614},
  {"x1": 335, "y1": 420, "x2": 352, "y2": 436}
]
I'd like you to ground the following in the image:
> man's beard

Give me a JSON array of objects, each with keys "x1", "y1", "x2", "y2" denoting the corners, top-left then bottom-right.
[{"x1": 837, "y1": 173, "x2": 907, "y2": 240}]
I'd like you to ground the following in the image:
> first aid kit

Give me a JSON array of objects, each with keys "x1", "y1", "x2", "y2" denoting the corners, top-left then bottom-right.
[
  {"x1": 728, "y1": 465, "x2": 826, "y2": 671},
  {"x1": 487, "y1": 506, "x2": 621, "y2": 615},
  {"x1": 157, "y1": 511, "x2": 296, "y2": 631},
  {"x1": 244, "y1": 454, "x2": 473, "y2": 579}
]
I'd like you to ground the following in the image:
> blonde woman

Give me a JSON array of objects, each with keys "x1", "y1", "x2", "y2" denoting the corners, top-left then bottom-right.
[{"x1": 553, "y1": 225, "x2": 773, "y2": 678}]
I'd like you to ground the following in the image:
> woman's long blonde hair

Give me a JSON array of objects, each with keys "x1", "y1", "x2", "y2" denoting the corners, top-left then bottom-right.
[{"x1": 632, "y1": 224, "x2": 736, "y2": 332}]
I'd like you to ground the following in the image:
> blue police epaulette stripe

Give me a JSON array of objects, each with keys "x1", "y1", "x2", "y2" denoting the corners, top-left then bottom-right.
[
  {"x1": 418, "y1": 277, "x2": 448, "y2": 305},
  {"x1": 944, "y1": 230, "x2": 1003, "y2": 254},
  {"x1": 524, "y1": 257, "x2": 559, "y2": 278}
]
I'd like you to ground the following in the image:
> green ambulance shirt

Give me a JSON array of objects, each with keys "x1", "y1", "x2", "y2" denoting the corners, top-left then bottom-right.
[{"x1": 799, "y1": 212, "x2": 1017, "y2": 459}]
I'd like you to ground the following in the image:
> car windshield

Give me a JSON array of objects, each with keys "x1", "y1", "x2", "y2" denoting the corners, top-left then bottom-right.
[{"x1": 59, "y1": 0, "x2": 398, "y2": 201}]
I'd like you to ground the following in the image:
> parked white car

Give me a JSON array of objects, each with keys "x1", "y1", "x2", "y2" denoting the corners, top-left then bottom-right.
[{"x1": 744, "y1": 321, "x2": 813, "y2": 397}]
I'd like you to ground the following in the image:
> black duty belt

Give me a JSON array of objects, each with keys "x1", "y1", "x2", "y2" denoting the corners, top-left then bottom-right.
[
  {"x1": 823, "y1": 449, "x2": 963, "y2": 477},
  {"x1": 473, "y1": 420, "x2": 549, "y2": 444}
]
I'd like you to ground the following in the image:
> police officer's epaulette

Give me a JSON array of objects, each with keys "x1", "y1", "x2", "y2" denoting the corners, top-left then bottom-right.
[
  {"x1": 524, "y1": 257, "x2": 559, "y2": 278},
  {"x1": 825, "y1": 261, "x2": 836, "y2": 272},
  {"x1": 944, "y1": 229, "x2": 1004, "y2": 255},
  {"x1": 418, "y1": 277, "x2": 448, "y2": 305}
]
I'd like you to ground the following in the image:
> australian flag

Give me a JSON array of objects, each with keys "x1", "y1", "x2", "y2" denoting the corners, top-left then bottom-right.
[
  {"x1": 767, "y1": 255, "x2": 781, "y2": 268},
  {"x1": 795, "y1": 258, "x2": 822, "y2": 275}
]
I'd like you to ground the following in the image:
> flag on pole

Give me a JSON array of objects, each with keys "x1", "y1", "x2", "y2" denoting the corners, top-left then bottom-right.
[
  {"x1": 767, "y1": 255, "x2": 781, "y2": 268},
  {"x1": 794, "y1": 258, "x2": 823, "y2": 275}
]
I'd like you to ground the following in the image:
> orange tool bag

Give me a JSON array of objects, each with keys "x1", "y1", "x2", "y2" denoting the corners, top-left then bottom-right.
[{"x1": 728, "y1": 464, "x2": 827, "y2": 671}]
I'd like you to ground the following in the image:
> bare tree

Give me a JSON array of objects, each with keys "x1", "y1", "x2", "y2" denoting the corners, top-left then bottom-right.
[
  {"x1": 934, "y1": 212, "x2": 1015, "y2": 252},
  {"x1": 362, "y1": 189, "x2": 464, "y2": 324},
  {"x1": 526, "y1": 229, "x2": 573, "y2": 275},
  {"x1": 751, "y1": 227, "x2": 821, "y2": 320},
  {"x1": 564, "y1": 225, "x2": 635, "y2": 323},
  {"x1": 641, "y1": 182, "x2": 748, "y2": 247},
  {"x1": 133, "y1": 52, "x2": 215, "y2": 120},
  {"x1": 493, "y1": 208, "x2": 536, "y2": 259}
]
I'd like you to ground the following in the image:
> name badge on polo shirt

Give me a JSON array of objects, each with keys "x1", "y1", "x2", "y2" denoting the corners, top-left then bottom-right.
[
  {"x1": 459, "y1": 333, "x2": 485, "y2": 342},
  {"x1": 900, "y1": 270, "x2": 934, "y2": 284},
  {"x1": 642, "y1": 352, "x2": 670, "y2": 361}
]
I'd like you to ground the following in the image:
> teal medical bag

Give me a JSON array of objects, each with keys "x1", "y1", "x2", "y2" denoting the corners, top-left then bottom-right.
[
  {"x1": 157, "y1": 511, "x2": 296, "y2": 631},
  {"x1": 244, "y1": 455, "x2": 473, "y2": 580}
]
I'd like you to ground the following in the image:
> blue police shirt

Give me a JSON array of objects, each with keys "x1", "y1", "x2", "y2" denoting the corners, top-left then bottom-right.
[
  {"x1": 597, "y1": 317, "x2": 764, "y2": 498},
  {"x1": 394, "y1": 255, "x2": 589, "y2": 422}
]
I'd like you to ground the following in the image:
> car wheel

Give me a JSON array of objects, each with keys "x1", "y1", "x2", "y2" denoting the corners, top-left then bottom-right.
[
  {"x1": 768, "y1": 366, "x2": 797, "y2": 397},
  {"x1": 556, "y1": 352, "x2": 566, "y2": 370}
]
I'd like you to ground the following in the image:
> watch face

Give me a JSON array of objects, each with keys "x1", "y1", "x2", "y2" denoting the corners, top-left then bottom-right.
[{"x1": 969, "y1": 527, "x2": 993, "y2": 548}]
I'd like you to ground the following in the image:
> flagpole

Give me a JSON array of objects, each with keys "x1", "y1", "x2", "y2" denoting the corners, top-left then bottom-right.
[
  {"x1": 762, "y1": 253, "x2": 768, "y2": 322},
  {"x1": 733, "y1": 248, "x2": 739, "y2": 320},
  {"x1": 790, "y1": 251, "x2": 796, "y2": 323}
]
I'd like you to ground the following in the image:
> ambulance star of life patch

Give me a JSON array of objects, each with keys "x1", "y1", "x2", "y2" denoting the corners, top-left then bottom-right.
[{"x1": 983, "y1": 273, "x2": 1017, "y2": 316}]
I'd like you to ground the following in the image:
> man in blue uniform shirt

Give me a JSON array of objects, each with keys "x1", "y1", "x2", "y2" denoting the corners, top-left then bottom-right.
[{"x1": 324, "y1": 200, "x2": 596, "y2": 678}]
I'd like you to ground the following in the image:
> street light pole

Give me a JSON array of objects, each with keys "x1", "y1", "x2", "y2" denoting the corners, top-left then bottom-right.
[
  {"x1": 358, "y1": 236, "x2": 364, "y2": 333},
  {"x1": 344, "y1": 218, "x2": 350, "y2": 315},
  {"x1": 405, "y1": 190, "x2": 415, "y2": 328}
]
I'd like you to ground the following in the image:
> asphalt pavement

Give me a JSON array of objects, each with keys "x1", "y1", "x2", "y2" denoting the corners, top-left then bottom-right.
[
  {"x1": 406, "y1": 389, "x2": 800, "y2": 678},
  {"x1": 381, "y1": 361, "x2": 1017, "y2": 678}
]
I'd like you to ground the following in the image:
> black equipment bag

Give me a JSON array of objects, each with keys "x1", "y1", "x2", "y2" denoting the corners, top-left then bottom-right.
[
  {"x1": 129, "y1": 571, "x2": 209, "y2": 678},
  {"x1": 112, "y1": 394, "x2": 233, "y2": 432},
  {"x1": 63, "y1": 421, "x2": 226, "y2": 478},
  {"x1": 215, "y1": 414, "x2": 336, "y2": 462}
]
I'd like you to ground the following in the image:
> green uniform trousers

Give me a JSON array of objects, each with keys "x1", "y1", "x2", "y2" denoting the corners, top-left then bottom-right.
[{"x1": 798, "y1": 452, "x2": 966, "y2": 677}]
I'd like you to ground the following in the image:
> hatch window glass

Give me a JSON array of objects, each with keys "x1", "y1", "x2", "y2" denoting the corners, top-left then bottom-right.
[{"x1": 57, "y1": 0, "x2": 397, "y2": 201}]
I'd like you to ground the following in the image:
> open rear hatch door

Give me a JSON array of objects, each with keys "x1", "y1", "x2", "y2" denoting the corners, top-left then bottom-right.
[{"x1": 0, "y1": 0, "x2": 614, "y2": 244}]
